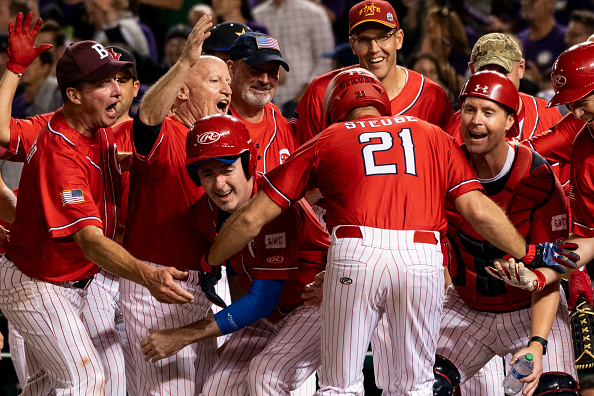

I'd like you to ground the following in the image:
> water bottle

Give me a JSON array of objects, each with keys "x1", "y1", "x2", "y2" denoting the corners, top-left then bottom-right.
[{"x1": 502, "y1": 353, "x2": 534, "y2": 395}]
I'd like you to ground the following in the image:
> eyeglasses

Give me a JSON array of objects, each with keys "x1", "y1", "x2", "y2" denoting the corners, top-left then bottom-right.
[{"x1": 350, "y1": 30, "x2": 396, "y2": 49}]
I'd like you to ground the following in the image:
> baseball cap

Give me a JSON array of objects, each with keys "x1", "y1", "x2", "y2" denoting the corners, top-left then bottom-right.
[
  {"x1": 106, "y1": 46, "x2": 137, "y2": 80},
  {"x1": 203, "y1": 22, "x2": 252, "y2": 53},
  {"x1": 470, "y1": 33, "x2": 523, "y2": 73},
  {"x1": 349, "y1": 0, "x2": 399, "y2": 34},
  {"x1": 166, "y1": 24, "x2": 192, "y2": 42},
  {"x1": 323, "y1": 42, "x2": 359, "y2": 67},
  {"x1": 230, "y1": 32, "x2": 289, "y2": 71},
  {"x1": 56, "y1": 41, "x2": 133, "y2": 89}
]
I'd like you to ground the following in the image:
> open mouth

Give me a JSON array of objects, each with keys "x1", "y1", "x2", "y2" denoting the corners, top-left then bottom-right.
[
  {"x1": 216, "y1": 190, "x2": 232, "y2": 199},
  {"x1": 106, "y1": 103, "x2": 118, "y2": 116},
  {"x1": 369, "y1": 57, "x2": 385, "y2": 64},
  {"x1": 469, "y1": 131, "x2": 487, "y2": 140},
  {"x1": 217, "y1": 100, "x2": 229, "y2": 113}
]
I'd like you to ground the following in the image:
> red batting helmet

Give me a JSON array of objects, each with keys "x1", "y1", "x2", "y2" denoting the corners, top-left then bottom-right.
[
  {"x1": 459, "y1": 70, "x2": 519, "y2": 114},
  {"x1": 185, "y1": 114, "x2": 257, "y2": 185},
  {"x1": 548, "y1": 42, "x2": 594, "y2": 108},
  {"x1": 324, "y1": 67, "x2": 391, "y2": 125}
]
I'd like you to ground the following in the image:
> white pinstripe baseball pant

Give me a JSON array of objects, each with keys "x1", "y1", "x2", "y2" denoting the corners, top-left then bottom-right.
[
  {"x1": 436, "y1": 285, "x2": 577, "y2": 393},
  {"x1": 119, "y1": 261, "x2": 217, "y2": 396},
  {"x1": 316, "y1": 226, "x2": 444, "y2": 396},
  {"x1": 0, "y1": 256, "x2": 105, "y2": 395}
]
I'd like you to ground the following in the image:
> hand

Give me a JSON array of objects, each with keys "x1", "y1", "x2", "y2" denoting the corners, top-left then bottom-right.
[
  {"x1": 510, "y1": 345, "x2": 543, "y2": 396},
  {"x1": 512, "y1": 242, "x2": 580, "y2": 274},
  {"x1": 200, "y1": 258, "x2": 226, "y2": 308},
  {"x1": 486, "y1": 258, "x2": 546, "y2": 292},
  {"x1": 302, "y1": 271, "x2": 324, "y2": 307},
  {"x1": 0, "y1": 225, "x2": 10, "y2": 249},
  {"x1": 7, "y1": 13, "x2": 52, "y2": 75},
  {"x1": 143, "y1": 266, "x2": 194, "y2": 304},
  {"x1": 568, "y1": 267, "x2": 593, "y2": 310},
  {"x1": 140, "y1": 328, "x2": 192, "y2": 363},
  {"x1": 179, "y1": 14, "x2": 212, "y2": 67}
]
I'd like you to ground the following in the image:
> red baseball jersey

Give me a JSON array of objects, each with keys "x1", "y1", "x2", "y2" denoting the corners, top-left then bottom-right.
[
  {"x1": 112, "y1": 119, "x2": 133, "y2": 227},
  {"x1": 292, "y1": 66, "x2": 453, "y2": 146},
  {"x1": 569, "y1": 125, "x2": 594, "y2": 237},
  {"x1": 261, "y1": 115, "x2": 482, "y2": 233},
  {"x1": 6, "y1": 110, "x2": 121, "y2": 282},
  {"x1": 123, "y1": 116, "x2": 205, "y2": 269},
  {"x1": 230, "y1": 102, "x2": 297, "y2": 174},
  {"x1": 445, "y1": 92, "x2": 562, "y2": 144},
  {"x1": 193, "y1": 189, "x2": 329, "y2": 313},
  {"x1": 447, "y1": 145, "x2": 568, "y2": 311},
  {"x1": 0, "y1": 113, "x2": 52, "y2": 161}
]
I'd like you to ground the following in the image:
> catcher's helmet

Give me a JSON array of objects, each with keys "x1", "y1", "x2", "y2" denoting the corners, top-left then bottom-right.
[
  {"x1": 433, "y1": 355, "x2": 461, "y2": 396},
  {"x1": 548, "y1": 42, "x2": 594, "y2": 108},
  {"x1": 533, "y1": 372, "x2": 578, "y2": 395},
  {"x1": 185, "y1": 114, "x2": 257, "y2": 186},
  {"x1": 324, "y1": 67, "x2": 391, "y2": 125},
  {"x1": 459, "y1": 70, "x2": 519, "y2": 114}
]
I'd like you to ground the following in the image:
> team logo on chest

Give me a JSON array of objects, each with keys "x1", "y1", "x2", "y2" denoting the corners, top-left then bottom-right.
[{"x1": 279, "y1": 148, "x2": 290, "y2": 164}]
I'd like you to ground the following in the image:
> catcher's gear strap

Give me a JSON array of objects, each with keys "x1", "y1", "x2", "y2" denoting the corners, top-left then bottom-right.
[
  {"x1": 534, "y1": 372, "x2": 578, "y2": 395},
  {"x1": 570, "y1": 295, "x2": 594, "y2": 370}
]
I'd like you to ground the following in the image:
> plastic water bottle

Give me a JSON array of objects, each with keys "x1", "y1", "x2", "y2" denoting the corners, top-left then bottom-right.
[{"x1": 502, "y1": 353, "x2": 534, "y2": 395}]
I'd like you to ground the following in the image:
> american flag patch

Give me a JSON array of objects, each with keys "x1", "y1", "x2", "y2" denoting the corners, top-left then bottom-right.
[
  {"x1": 256, "y1": 36, "x2": 280, "y2": 51},
  {"x1": 61, "y1": 189, "x2": 85, "y2": 206}
]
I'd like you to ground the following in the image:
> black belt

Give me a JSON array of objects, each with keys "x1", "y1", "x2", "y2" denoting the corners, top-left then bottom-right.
[{"x1": 71, "y1": 276, "x2": 94, "y2": 289}]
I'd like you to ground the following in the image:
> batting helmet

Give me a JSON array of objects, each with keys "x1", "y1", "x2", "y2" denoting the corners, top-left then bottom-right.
[
  {"x1": 532, "y1": 372, "x2": 578, "y2": 396},
  {"x1": 548, "y1": 42, "x2": 594, "y2": 108},
  {"x1": 185, "y1": 114, "x2": 257, "y2": 186},
  {"x1": 323, "y1": 67, "x2": 391, "y2": 125},
  {"x1": 433, "y1": 355, "x2": 461, "y2": 396},
  {"x1": 459, "y1": 70, "x2": 519, "y2": 114}
]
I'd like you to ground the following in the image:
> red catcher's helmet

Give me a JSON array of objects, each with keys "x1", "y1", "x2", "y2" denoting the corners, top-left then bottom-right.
[
  {"x1": 185, "y1": 114, "x2": 257, "y2": 185},
  {"x1": 324, "y1": 67, "x2": 391, "y2": 125},
  {"x1": 459, "y1": 70, "x2": 519, "y2": 114},
  {"x1": 548, "y1": 42, "x2": 594, "y2": 108}
]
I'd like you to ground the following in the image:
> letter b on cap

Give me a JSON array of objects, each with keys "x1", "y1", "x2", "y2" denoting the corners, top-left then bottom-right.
[{"x1": 92, "y1": 44, "x2": 109, "y2": 59}]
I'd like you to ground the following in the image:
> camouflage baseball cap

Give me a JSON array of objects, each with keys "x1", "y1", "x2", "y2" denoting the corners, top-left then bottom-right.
[{"x1": 470, "y1": 33, "x2": 523, "y2": 72}]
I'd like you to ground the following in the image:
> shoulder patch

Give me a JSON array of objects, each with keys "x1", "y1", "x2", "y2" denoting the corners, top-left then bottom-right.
[{"x1": 61, "y1": 189, "x2": 85, "y2": 206}]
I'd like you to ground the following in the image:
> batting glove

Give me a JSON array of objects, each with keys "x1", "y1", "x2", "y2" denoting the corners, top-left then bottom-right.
[
  {"x1": 199, "y1": 255, "x2": 227, "y2": 309},
  {"x1": 7, "y1": 13, "x2": 53, "y2": 75},
  {"x1": 486, "y1": 258, "x2": 547, "y2": 292},
  {"x1": 505, "y1": 242, "x2": 580, "y2": 274},
  {"x1": 568, "y1": 267, "x2": 593, "y2": 311}
]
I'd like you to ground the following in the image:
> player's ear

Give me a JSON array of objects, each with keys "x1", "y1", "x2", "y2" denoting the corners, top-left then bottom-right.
[
  {"x1": 227, "y1": 60, "x2": 235, "y2": 79},
  {"x1": 503, "y1": 112, "x2": 516, "y2": 133},
  {"x1": 133, "y1": 80, "x2": 140, "y2": 97},
  {"x1": 65, "y1": 86, "x2": 82, "y2": 105},
  {"x1": 177, "y1": 83, "x2": 190, "y2": 101}
]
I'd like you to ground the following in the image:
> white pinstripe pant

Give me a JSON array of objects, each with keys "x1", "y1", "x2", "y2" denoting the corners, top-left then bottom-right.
[
  {"x1": 0, "y1": 256, "x2": 105, "y2": 395},
  {"x1": 201, "y1": 304, "x2": 321, "y2": 396},
  {"x1": 317, "y1": 226, "x2": 444, "y2": 396},
  {"x1": 119, "y1": 261, "x2": 217, "y2": 396},
  {"x1": 436, "y1": 285, "x2": 577, "y2": 393}
]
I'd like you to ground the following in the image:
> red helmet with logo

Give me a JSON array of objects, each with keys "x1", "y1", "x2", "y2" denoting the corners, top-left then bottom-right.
[
  {"x1": 324, "y1": 67, "x2": 391, "y2": 125},
  {"x1": 185, "y1": 114, "x2": 257, "y2": 185},
  {"x1": 548, "y1": 42, "x2": 594, "y2": 107},
  {"x1": 459, "y1": 70, "x2": 519, "y2": 114}
]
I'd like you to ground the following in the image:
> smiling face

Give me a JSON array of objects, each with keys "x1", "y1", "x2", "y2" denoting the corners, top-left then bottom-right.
[
  {"x1": 67, "y1": 75, "x2": 122, "y2": 134},
  {"x1": 349, "y1": 25, "x2": 403, "y2": 82},
  {"x1": 230, "y1": 59, "x2": 279, "y2": 109},
  {"x1": 184, "y1": 56, "x2": 232, "y2": 120},
  {"x1": 568, "y1": 91, "x2": 594, "y2": 125},
  {"x1": 460, "y1": 96, "x2": 515, "y2": 156},
  {"x1": 197, "y1": 157, "x2": 253, "y2": 213}
]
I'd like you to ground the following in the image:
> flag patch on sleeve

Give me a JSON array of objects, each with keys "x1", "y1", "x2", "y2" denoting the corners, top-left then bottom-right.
[{"x1": 61, "y1": 189, "x2": 85, "y2": 206}]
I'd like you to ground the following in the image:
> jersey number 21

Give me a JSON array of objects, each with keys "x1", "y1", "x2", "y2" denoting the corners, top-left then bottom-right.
[{"x1": 359, "y1": 129, "x2": 417, "y2": 176}]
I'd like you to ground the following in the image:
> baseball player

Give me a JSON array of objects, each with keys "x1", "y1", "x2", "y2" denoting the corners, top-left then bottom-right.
[
  {"x1": 0, "y1": 23, "x2": 193, "y2": 395},
  {"x1": 118, "y1": 15, "x2": 232, "y2": 395},
  {"x1": 437, "y1": 70, "x2": 578, "y2": 396},
  {"x1": 228, "y1": 32, "x2": 296, "y2": 174},
  {"x1": 292, "y1": 0, "x2": 452, "y2": 146},
  {"x1": 139, "y1": 114, "x2": 329, "y2": 395},
  {"x1": 202, "y1": 68, "x2": 571, "y2": 395}
]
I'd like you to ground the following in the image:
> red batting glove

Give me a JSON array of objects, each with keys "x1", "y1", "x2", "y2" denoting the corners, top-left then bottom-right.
[
  {"x1": 568, "y1": 267, "x2": 593, "y2": 311},
  {"x1": 6, "y1": 13, "x2": 53, "y2": 75}
]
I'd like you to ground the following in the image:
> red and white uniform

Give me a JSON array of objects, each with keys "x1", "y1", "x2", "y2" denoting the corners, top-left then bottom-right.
[
  {"x1": 119, "y1": 115, "x2": 217, "y2": 396},
  {"x1": 260, "y1": 115, "x2": 482, "y2": 395},
  {"x1": 0, "y1": 109, "x2": 121, "y2": 394},
  {"x1": 292, "y1": 66, "x2": 453, "y2": 145},
  {"x1": 569, "y1": 124, "x2": 594, "y2": 237},
  {"x1": 437, "y1": 144, "x2": 576, "y2": 391},
  {"x1": 231, "y1": 103, "x2": 297, "y2": 174},
  {"x1": 195, "y1": 190, "x2": 329, "y2": 395}
]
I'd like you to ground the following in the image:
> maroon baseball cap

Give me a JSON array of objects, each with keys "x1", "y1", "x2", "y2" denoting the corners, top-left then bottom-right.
[
  {"x1": 56, "y1": 41, "x2": 133, "y2": 89},
  {"x1": 349, "y1": 0, "x2": 399, "y2": 34}
]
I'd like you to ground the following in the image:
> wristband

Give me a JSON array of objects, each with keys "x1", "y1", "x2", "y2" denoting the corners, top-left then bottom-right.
[
  {"x1": 528, "y1": 336, "x2": 548, "y2": 355},
  {"x1": 532, "y1": 269, "x2": 546, "y2": 292}
]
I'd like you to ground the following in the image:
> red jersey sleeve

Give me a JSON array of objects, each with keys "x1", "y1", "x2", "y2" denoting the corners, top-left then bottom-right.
[
  {"x1": 528, "y1": 175, "x2": 569, "y2": 243},
  {"x1": 2, "y1": 113, "x2": 52, "y2": 161},
  {"x1": 42, "y1": 151, "x2": 104, "y2": 239},
  {"x1": 569, "y1": 127, "x2": 594, "y2": 237},
  {"x1": 445, "y1": 136, "x2": 484, "y2": 201}
]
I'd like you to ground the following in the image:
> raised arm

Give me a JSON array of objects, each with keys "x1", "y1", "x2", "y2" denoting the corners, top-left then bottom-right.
[{"x1": 138, "y1": 15, "x2": 211, "y2": 126}]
